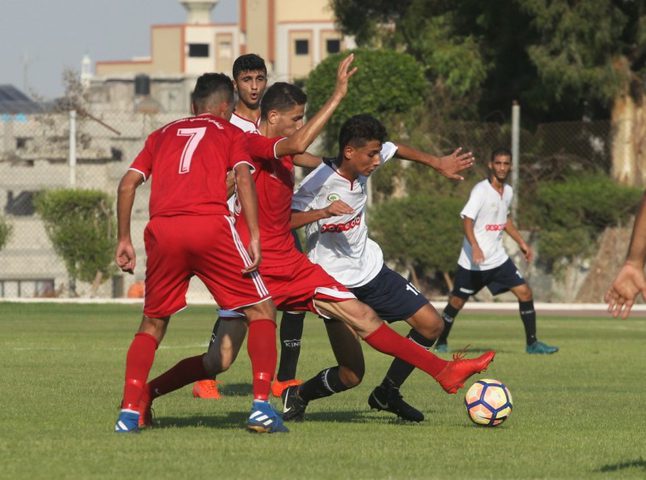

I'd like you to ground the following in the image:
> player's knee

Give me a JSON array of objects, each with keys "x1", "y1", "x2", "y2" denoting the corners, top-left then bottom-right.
[
  {"x1": 339, "y1": 364, "x2": 364, "y2": 388},
  {"x1": 422, "y1": 319, "x2": 443, "y2": 340},
  {"x1": 244, "y1": 299, "x2": 276, "y2": 322},
  {"x1": 202, "y1": 347, "x2": 234, "y2": 376},
  {"x1": 515, "y1": 286, "x2": 533, "y2": 302},
  {"x1": 138, "y1": 315, "x2": 169, "y2": 342}
]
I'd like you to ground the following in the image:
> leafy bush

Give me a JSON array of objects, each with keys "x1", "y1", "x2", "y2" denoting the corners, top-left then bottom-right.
[
  {"x1": 370, "y1": 194, "x2": 464, "y2": 287},
  {"x1": 0, "y1": 216, "x2": 12, "y2": 251},
  {"x1": 35, "y1": 189, "x2": 116, "y2": 295},
  {"x1": 306, "y1": 48, "x2": 427, "y2": 153},
  {"x1": 533, "y1": 174, "x2": 641, "y2": 267}
]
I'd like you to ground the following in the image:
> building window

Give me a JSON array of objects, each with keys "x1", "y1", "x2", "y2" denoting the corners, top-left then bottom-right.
[
  {"x1": 326, "y1": 39, "x2": 341, "y2": 54},
  {"x1": 188, "y1": 43, "x2": 210, "y2": 57},
  {"x1": 295, "y1": 39, "x2": 309, "y2": 55}
]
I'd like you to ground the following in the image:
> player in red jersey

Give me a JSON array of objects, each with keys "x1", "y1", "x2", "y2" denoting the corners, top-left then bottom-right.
[
  {"x1": 138, "y1": 55, "x2": 495, "y2": 428},
  {"x1": 113, "y1": 72, "x2": 287, "y2": 434},
  {"x1": 194, "y1": 53, "x2": 308, "y2": 400}
]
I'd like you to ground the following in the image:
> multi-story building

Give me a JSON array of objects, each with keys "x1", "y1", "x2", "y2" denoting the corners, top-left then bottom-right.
[{"x1": 90, "y1": 0, "x2": 353, "y2": 113}]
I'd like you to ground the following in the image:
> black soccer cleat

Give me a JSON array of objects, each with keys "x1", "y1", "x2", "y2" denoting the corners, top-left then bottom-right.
[
  {"x1": 368, "y1": 384, "x2": 424, "y2": 422},
  {"x1": 282, "y1": 386, "x2": 308, "y2": 422}
]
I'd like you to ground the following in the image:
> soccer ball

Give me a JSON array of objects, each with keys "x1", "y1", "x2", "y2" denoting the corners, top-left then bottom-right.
[{"x1": 464, "y1": 379, "x2": 513, "y2": 427}]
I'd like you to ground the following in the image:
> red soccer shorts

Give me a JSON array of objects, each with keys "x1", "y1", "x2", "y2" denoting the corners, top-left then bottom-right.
[
  {"x1": 143, "y1": 215, "x2": 270, "y2": 318},
  {"x1": 259, "y1": 252, "x2": 355, "y2": 314}
]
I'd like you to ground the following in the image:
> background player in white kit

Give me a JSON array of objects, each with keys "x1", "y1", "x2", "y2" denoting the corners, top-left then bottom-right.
[
  {"x1": 434, "y1": 148, "x2": 559, "y2": 354},
  {"x1": 289, "y1": 114, "x2": 475, "y2": 421}
]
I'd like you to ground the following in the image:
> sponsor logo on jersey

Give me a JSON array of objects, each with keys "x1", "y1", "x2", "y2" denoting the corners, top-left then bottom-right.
[
  {"x1": 321, "y1": 214, "x2": 361, "y2": 233},
  {"x1": 485, "y1": 223, "x2": 507, "y2": 231},
  {"x1": 327, "y1": 193, "x2": 341, "y2": 202}
]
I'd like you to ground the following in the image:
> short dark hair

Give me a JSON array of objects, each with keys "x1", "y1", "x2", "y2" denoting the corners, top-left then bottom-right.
[
  {"x1": 191, "y1": 73, "x2": 234, "y2": 112},
  {"x1": 338, "y1": 114, "x2": 387, "y2": 152},
  {"x1": 233, "y1": 54, "x2": 267, "y2": 80},
  {"x1": 491, "y1": 147, "x2": 512, "y2": 161},
  {"x1": 260, "y1": 82, "x2": 307, "y2": 120}
]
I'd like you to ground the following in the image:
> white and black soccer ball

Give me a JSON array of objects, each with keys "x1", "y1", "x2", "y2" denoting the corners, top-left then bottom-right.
[{"x1": 464, "y1": 378, "x2": 513, "y2": 427}]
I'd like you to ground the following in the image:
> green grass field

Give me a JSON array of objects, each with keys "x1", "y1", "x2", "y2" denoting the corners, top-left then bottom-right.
[{"x1": 1, "y1": 302, "x2": 645, "y2": 479}]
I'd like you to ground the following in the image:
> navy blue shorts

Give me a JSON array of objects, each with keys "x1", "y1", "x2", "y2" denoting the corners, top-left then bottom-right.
[
  {"x1": 350, "y1": 264, "x2": 430, "y2": 323},
  {"x1": 451, "y1": 257, "x2": 526, "y2": 299}
]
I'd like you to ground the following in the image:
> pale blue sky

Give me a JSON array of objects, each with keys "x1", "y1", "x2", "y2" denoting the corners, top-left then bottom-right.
[{"x1": 0, "y1": 0, "x2": 237, "y2": 99}]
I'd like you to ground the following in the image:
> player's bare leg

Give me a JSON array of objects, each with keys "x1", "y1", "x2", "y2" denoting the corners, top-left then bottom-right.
[
  {"x1": 369, "y1": 303, "x2": 443, "y2": 422},
  {"x1": 115, "y1": 315, "x2": 169, "y2": 433},
  {"x1": 510, "y1": 284, "x2": 558, "y2": 354},
  {"x1": 283, "y1": 319, "x2": 364, "y2": 421}
]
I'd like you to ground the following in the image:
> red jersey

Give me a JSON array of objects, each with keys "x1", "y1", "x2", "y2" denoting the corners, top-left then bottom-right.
[
  {"x1": 236, "y1": 132, "x2": 296, "y2": 263},
  {"x1": 129, "y1": 114, "x2": 252, "y2": 218}
]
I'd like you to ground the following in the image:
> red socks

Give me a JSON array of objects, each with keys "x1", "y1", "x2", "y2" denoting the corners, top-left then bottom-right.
[
  {"x1": 364, "y1": 323, "x2": 448, "y2": 377},
  {"x1": 121, "y1": 332, "x2": 158, "y2": 410},
  {"x1": 147, "y1": 354, "x2": 209, "y2": 399},
  {"x1": 247, "y1": 318, "x2": 277, "y2": 401}
]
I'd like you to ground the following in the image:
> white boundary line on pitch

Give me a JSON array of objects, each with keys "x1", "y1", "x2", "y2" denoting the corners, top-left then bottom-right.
[{"x1": 2, "y1": 297, "x2": 646, "y2": 313}]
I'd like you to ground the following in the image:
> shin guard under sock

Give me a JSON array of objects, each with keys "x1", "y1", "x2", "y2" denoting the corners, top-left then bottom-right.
[
  {"x1": 277, "y1": 311, "x2": 305, "y2": 381},
  {"x1": 122, "y1": 332, "x2": 158, "y2": 410},
  {"x1": 247, "y1": 318, "x2": 277, "y2": 401},
  {"x1": 364, "y1": 323, "x2": 448, "y2": 378}
]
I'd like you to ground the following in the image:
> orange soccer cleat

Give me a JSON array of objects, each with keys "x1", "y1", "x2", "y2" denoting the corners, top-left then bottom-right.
[
  {"x1": 435, "y1": 350, "x2": 496, "y2": 394},
  {"x1": 271, "y1": 378, "x2": 302, "y2": 398},
  {"x1": 192, "y1": 379, "x2": 222, "y2": 399}
]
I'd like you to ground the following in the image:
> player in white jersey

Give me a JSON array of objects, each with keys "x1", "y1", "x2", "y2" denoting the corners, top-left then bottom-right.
[
  {"x1": 194, "y1": 53, "x2": 308, "y2": 400},
  {"x1": 434, "y1": 148, "x2": 559, "y2": 354},
  {"x1": 289, "y1": 114, "x2": 475, "y2": 421}
]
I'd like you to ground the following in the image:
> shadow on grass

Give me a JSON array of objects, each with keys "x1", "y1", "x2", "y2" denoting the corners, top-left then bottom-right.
[
  {"x1": 218, "y1": 382, "x2": 253, "y2": 397},
  {"x1": 151, "y1": 410, "x2": 249, "y2": 430},
  {"x1": 596, "y1": 458, "x2": 646, "y2": 473},
  {"x1": 148, "y1": 408, "x2": 421, "y2": 429}
]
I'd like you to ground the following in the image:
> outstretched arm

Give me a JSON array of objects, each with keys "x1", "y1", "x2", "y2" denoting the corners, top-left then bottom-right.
[
  {"x1": 290, "y1": 200, "x2": 354, "y2": 229},
  {"x1": 275, "y1": 54, "x2": 357, "y2": 157},
  {"x1": 394, "y1": 143, "x2": 474, "y2": 181},
  {"x1": 235, "y1": 163, "x2": 262, "y2": 273},
  {"x1": 293, "y1": 153, "x2": 323, "y2": 168},
  {"x1": 115, "y1": 170, "x2": 144, "y2": 274},
  {"x1": 504, "y1": 217, "x2": 533, "y2": 262},
  {"x1": 605, "y1": 191, "x2": 646, "y2": 318}
]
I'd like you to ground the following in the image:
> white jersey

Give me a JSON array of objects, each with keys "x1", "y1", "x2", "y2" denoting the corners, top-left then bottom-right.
[
  {"x1": 292, "y1": 142, "x2": 398, "y2": 288},
  {"x1": 229, "y1": 111, "x2": 259, "y2": 133},
  {"x1": 457, "y1": 179, "x2": 513, "y2": 271},
  {"x1": 227, "y1": 112, "x2": 260, "y2": 214}
]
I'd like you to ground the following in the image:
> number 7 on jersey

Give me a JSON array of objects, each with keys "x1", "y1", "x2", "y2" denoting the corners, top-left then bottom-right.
[{"x1": 177, "y1": 127, "x2": 206, "y2": 174}]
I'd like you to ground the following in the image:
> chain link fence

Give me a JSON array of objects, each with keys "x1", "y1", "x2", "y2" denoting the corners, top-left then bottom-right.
[{"x1": 0, "y1": 108, "x2": 614, "y2": 299}]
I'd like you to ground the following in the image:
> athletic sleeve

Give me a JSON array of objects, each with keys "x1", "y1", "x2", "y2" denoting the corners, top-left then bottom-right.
[
  {"x1": 380, "y1": 141, "x2": 398, "y2": 165},
  {"x1": 460, "y1": 183, "x2": 484, "y2": 220},
  {"x1": 292, "y1": 164, "x2": 330, "y2": 212},
  {"x1": 229, "y1": 127, "x2": 253, "y2": 171},
  {"x1": 129, "y1": 130, "x2": 158, "y2": 181},
  {"x1": 245, "y1": 132, "x2": 285, "y2": 162}
]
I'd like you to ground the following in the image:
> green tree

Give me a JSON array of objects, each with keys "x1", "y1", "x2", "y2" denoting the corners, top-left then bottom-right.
[
  {"x1": 370, "y1": 194, "x2": 464, "y2": 291},
  {"x1": 305, "y1": 48, "x2": 427, "y2": 152},
  {"x1": 35, "y1": 189, "x2": 116, "y2": 296},
  {"x1": 0, "y1": 216, "x2": 12, "y2": 251},
  {"x1": 332, "y1": 0, "x2": 646, "y2": 183}
]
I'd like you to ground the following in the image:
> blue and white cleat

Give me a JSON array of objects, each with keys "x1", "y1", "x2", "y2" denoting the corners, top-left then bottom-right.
[
  {"x1": 247, "y1": 400, "x2": 289, "y2": 433},
  {"x1": 114, "y1": 409, "x2": 140, "y2": 433}
]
